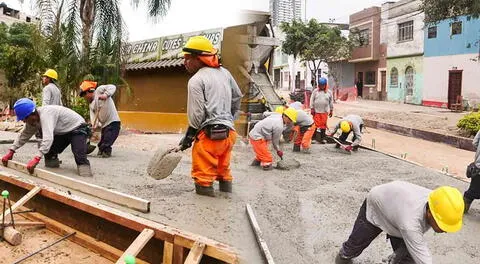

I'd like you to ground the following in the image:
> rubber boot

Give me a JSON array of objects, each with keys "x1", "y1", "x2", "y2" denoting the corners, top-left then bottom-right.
[
  {"x1": 101, "y1": 151, "x2": 112, "y2": 158},
  {"x1": 335, "y1": 253, "x2": 352, "y2": 264},
  {"x1": 315, "y1": 129, "x2": 323, "y2": 142},
  {"x1": 251, "y1": 159, "x2": 261, "y2": 166},
  {"x1": 293, "y1": 144, "x2": 301, "y2": 152},
  {"x1": 302, "y1": 148, "x2": 311, "y2": 154},
  {"x1": 320, "y1": 129, "x2": 327, "y2": 144},
  {"x1": 262, "y1": 164, "x2": 273, "y2": 171},
  {"x1": 45, "y1": 156, "x2": 61, "y2": 168},
  {"x1": 77, "y1": 164, "x2": 93, "y2": 177},
  {"x1": 195, "y1": 184, "x2": 215, "y2": 197},
  {"x1": 464, "y1": 195, "x2": 473, "y2": 214},
  {"x1": 219, "y1": 181, "x2": 232, "y2": 193},
  {"x1": 97, "y1": 150, "x2": 104, "y2": 157}
]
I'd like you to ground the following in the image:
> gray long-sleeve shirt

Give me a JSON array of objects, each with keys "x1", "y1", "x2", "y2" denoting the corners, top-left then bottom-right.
[
  {"x1": 42, "y1": 83, "x2": 62, "y2": 106},
  {"x1": 249, "y1": 114, "x2": 284, "y2": 151},
  {"x1": 10, "y1": 106, "x2": 85, "y2": 157},
  {"x1": 473, "y1": 130, "x2": 480, "y2": 167},
  {"x1": 89, "y1": 85, "x2": 121, "y2": 128},
  {"x1": 295, "y1": 110, "x2": 313, "y2": 127},
  {"x1": 366, "y1": 181, "x2": 432, "y2": 264},
  {"x1": 332, "y1": 114, "x2": 364, "y2": 146},
  {"x1": 310, "y1": 89, "x2": 333, "y2": 113},
  {"x1": 187, "y1": 66, "x2": 243, "y2": 130}
]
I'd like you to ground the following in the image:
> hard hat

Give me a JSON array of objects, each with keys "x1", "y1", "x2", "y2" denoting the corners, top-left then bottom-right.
[
  {"x1": 428, "y1": 186, "x2": 464, "y2": 233},
  {"x1": 318, "y1": 77, "x2": 327, "y2": 85},
  {"x1": 79, "y1": 80, "x2": 97, "y2": 96},
  {"x1": 13, "y1": 98, "x2": 36, "y2": 121},
  {"x1": 42, "y1": 69, "x2": 58, "y2": 80},
  {"x1": 340, "y1": 121, "x2": 351, "y2": 133},
  {"x1": 283, "y1": 107, "x2": 297, "y2": 123},
  {"x1": 182, "y1": 36, "x2": 217, "y2": 55},
  {"x1": 275, "y1": 106, "x2": 285, "y2": 114}
]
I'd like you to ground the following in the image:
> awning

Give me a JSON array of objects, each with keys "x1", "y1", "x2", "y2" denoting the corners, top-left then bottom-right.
[{"x1": 125, "y1": 58, "x2": 184, "y2": 71}]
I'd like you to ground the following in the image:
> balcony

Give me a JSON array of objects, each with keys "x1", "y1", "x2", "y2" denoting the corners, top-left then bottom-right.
[{"x1": 351, "y1": 45, "x2": 373, "y2": 61}]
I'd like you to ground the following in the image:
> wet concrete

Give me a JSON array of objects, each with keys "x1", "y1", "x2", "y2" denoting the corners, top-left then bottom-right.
[{"x1": 0, "y1": 132, "x2": 479, "y2": 263}]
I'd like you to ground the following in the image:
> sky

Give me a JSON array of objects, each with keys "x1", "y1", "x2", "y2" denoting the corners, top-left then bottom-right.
[{"x1": 4, "y1": 0, "x2": 393, "y2": 41}]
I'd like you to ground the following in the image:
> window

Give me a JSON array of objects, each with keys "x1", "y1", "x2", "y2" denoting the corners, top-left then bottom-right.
[
  {"x1": 427, "y1": 26, "x2": 437, "y2": 39},
  {"x1": 398, "y1": 21, "x2": 414, "y2": 42},
  {"x1": 451, "y1": 21, "x2": 462, "y2": 35},
  {"x1": 365, "y1": 71, "x2": 376, "y2": 85},
  {"x1": 358, "y1": 29, "x2": 370, "y2": 46},
  {"x1": 390, "y1": 68, "x2": 398, "y2": 87}
]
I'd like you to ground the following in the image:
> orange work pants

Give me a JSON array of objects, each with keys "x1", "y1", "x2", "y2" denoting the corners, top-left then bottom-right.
[
  {"x1": 313, "y1": 113, "x2": 328, "y2": 129},
  {"x1": 294, "y1": 124, "x2": 316, "y2": 149},
  {"x1": 249, "y1": 137, "x2": 273, "y2": 166},
  {"x1": 192, "y1": 130, "x2": 237, "y2": 187}
]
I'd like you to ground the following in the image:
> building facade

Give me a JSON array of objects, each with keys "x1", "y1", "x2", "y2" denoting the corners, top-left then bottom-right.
[
  {"x1": 423, "y1": 15, "x2": 480, "y2": 108},
  {"x1": 270, "y1": 0, "x2": 302, "y2": 27},
  {"x1": 382, "y1": 0, "x2": 424, "y2": 105},
  {"x1": 349, "y1": 6, "x2": 387, "y2": 100}
]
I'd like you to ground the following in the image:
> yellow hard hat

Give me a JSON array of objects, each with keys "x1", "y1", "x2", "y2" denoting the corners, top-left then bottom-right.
[
  {"x1": 182, "y1": 36, "x2": 217, "y2": 55},
  {"x1": 275, "y1": 106, "x2": 285, "y2": 114},
  {"x1": 340, "y1": 120, "x2": 351, "y2": 133},
  {"x1": 283, "y1": 107, "x2": 297, "y2": 123},
  {"x1": 42, "y1": 69, "x2": 58, "y2": 80},
  {"x1": 428, "y1": 186, "x2": 464, "y2": 233}
]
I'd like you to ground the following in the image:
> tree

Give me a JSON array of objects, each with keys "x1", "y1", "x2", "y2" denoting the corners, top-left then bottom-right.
[
  {"x1": 422, "y1": 0, "x2": 480, "y2": 23},
  {"x1": 280, "y1": 20, "x2": 309, "y2": 92}
]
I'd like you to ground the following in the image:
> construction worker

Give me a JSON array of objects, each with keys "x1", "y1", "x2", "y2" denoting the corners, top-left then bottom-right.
[
  {"x1": 336, "y1": 181, "x2": 464, "y2": 264},
  {"x1": 310, "y1": 77, "x2": 333, "y2": 144},
  {"x1": 329, "y1": 114, "x2": 364, "y2": 152},
  {"x1": 464, "y1": 129, "x2": 480, "y2": 213},
  {"x1": 79, "y1": 80, "x2": 121, "y2": 158},
  {"x1": 41, "y1": 69, "x2": 62, "y2": 106},
  {"x1": 249, "y1": 108, "x2": 296, "y2": 170},
  {"x1": 174, "y1": 36, "x2": 243, "y2": 197},
  {"x1": 292, "y1": 110, "x2": 315, "y2": 153},
  {"x1": 1, "y1": 98, "x2": 92, "y2": 176}
]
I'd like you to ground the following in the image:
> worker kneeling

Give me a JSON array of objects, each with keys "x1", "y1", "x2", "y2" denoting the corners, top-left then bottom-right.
[
  {"x1": 249, "y1": 108, "x2": 296, "y2": 170},
  {"x1": 1, "y1": 98, "x2": 92, "y2": 176},
  {"x1": 329, "y1": 114, "x2": 364, "y2": 152},
  {"x1": 336, "y1": 181, "x2": 464, "y2": 264}
]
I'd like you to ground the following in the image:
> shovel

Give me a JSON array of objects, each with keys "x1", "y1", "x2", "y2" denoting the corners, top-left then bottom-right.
[
  {"x1": 147, "y1": 146, "x2": 183, "y2": 180},
  {"x1": 87, "y1": 106, "x2": 101, "y2": 155},
  {"x1": 327, "y1": 136, "x2": 352, "y2": 154}
]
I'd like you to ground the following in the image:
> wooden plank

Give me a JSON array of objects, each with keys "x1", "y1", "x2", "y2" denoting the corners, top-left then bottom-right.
[
  {"x1": 0, "y1": 186, "x2": 41, "y2": 222},
  {"x1": 6, "y1": 160, "x2": 150, "y2": 213},
  {"x1": 174, "y1": 236, "x2": 238, "y2": 264},
  {"x1": 163, "y1": 242, "x2": 174, "y2": 264},
  {"x1": 246, "y1": 204, "x2": 275, "y2": 264},
  {"x1": 173, "y1": 244, "x2": 186, "y2": 264},
  {"x1": 115, "y1": 228, "x2": 155, "y2": 264},
  {"x1": 4, "y1": 221, "x2": 45, "y2": 227},
  {"x1": 184, "y1": 241, "x2": 206, "y2": 264}
]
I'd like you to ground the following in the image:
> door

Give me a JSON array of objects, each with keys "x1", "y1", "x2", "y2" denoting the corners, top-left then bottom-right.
[
  {"x1": 448, "y1": 70, "x2": 463, "y2": 109},
  {"x1": 274, "y1": 69, "x2": 280, "y2": 89},
  {"x1": 404, "y1": 67, "x2": 414, "y2": 103},
  {"x1": 381, "y1": 71, "x2": 386, "y2": 100},
  {"x1": 356, "y1": 72, "x2": 363, "y2": 97}
]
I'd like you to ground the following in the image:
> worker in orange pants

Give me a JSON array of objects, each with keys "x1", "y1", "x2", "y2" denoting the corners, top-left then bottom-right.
[
  {"x1": 310, "y1": 77, "x2": 333, "y2": 144},
  {"x1": 293, "y1": 110, "x2": 315, "y2": 153}
]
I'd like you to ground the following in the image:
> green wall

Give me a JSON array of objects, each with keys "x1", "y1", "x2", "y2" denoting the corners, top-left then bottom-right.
[{"x1": 387, "y1": 55, "x2": 423, "y2": 105}]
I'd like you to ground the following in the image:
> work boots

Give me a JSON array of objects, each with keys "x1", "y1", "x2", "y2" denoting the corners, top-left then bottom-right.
[
  {"x1": 302, "y1": 148, "x2": 311, "y2": 154},
  {"x1": 293, "y1": 144, "x2": 301, "y2": 152},
  {"x1": 335, "y1": 253, "x2": 352, "y2": 264},
  {"x1": 195, "y1": 184, "x2": 215, "y2": 197},
  {"x1": 320, "y1": 129, "x2": 327, "y2": 144},
  {"x1": 219, "y1": 181, "x2": 232, "y2": 193},
  {"x1": 262, "y1": 164, "x2": 273, "y2": 171},
  {"x1": 250, "y1": 159, "x2": 261, "y2": 166},
  {"x1": 77, "y1": 165, "x2": 93, "y2": 177},
  {"x1": 45, "y1": 156, "x2": 61, "y2": 168},
  {"x1": 464, "y1": 195, "x2": 473, "y2": 214}
]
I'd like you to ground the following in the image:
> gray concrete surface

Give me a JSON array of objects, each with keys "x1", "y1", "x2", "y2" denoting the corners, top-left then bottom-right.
[{"x1": 0, "y1": 131, "x2": 479, "y2": 263}]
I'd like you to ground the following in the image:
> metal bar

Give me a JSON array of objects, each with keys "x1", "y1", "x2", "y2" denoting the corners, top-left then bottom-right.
[
  {"x1": 7, "y1": 197, "x2": 15, "y2": 229},
  {"x1": 12, "y1": 209, "x2": 36, "y2": 215},
  {"x1": 1, "y1": 198, "x2": 5, "y2": 240},
  {"x1": 13, "y1": 232, "x2": 76, "y2": 264}
]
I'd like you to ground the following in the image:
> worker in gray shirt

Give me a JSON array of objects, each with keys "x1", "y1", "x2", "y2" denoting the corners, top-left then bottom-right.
[
  {"x1": 1, "y1": 98, "x2": 92, "y2": 177},
  {"x1": 336, "y1": 181, "x2": 464, "y2": 264},
  {"x1": 328, "y1": 114, "x2": 364, "y2": 152},
  {"x1": 79, "y1": 81, "x2": 121, "y2": 158},
  {"x1": 292, "y1": 110, "x2": 315, "y2": 153},
  {"x1": 41, "y1": 69, "x2": 62, "y2": 106},
  {"x1": 463, "y1": 130, "x2": 480, "y2": 213}
]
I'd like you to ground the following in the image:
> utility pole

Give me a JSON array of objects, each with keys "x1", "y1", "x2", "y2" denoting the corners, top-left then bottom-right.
[{"x1": 304, "y1": 0, "x2": 307, "y2": 22}]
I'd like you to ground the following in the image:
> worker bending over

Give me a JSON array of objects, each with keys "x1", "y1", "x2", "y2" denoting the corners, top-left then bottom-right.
[
  {"x1": 1, "y1": 98, "x2": 92, "y2": 176},
  {"x1": 310, "y1": 77, "x2": 333, "y2": 144},
  {"x1": 336, "y1": 181, "x2": 464, "y2": 264},
  {"x1": 292, "y1": 110, "x2": 315, "y2": 153},
  {"x1": 329, "y1": 114, "x2": 364, "y2": 152},
  {"x1": 79, "y1": 80, "x2": 121, "y2": 158},
  {"x1": 249, "y1": 108, "x2": 296, "y2": 170},
  {"x1": 464, "y1": 129, "x2": 480, "y2": 213}
]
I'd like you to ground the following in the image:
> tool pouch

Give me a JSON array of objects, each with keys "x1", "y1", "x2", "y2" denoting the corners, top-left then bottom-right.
[
  {"x1": 466, "y1": 162, "x2": 480, "y2": 178},
  {"x1": 205, "y1": 124, "x2": 229, "y2": 140},
  {"x1": 73, "y1": 124, "x2": 92, "y2": 137}
]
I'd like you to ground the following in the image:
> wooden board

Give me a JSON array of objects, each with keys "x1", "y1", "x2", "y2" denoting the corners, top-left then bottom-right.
[
  {"x1": 246, "y1": 204, "x2": 275, "y2": 264},
  {"x1": 115, "y1": 228, "x2": 155, "y2": 264},
  {"x1": 163, "y1": 241, "x2": 174, "y2": 264},
  {"x1": 6, "y1": 160, "x2": 150, "y2": 213},
  {"x1": 184, "y1": 241, "x2": 206, "y2": 264},
  {"x1": 0, "y1": 185, "x2": 40, "y2": 222}
]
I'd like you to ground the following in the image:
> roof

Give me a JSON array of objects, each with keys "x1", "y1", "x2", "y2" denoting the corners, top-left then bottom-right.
[{"x1": 125, "y1": 58, "x2": 184, "y2": 71}]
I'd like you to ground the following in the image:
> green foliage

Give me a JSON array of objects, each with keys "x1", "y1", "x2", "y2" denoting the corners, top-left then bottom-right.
[
  {"x1": 71, "y1": 97, "x2": 90, "y2": 121},
  {"x1": 422, "y1": 0, "x2": 480, "y2": 23},
  {"x1": 457, "y1": 112, "x2": 480, "y2": 136}
]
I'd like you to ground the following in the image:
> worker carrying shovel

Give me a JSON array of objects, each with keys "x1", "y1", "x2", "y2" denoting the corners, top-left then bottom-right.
[
  {"x1": 249, "y1": 108, "x2": 297, "y2": 170},
  {"x1": 1, "y1": 98, "x2": 93, "y2": 176},
  {"x1": 79, "y1": 80, "x2": 121, "y2": 158},
  {"x1": 328, "y1": 114, "x2": 364, "y2": 152},
  {"x1": 463, "y1": 129, "x2": 480, "y2": 213},
  {"x1": 336, "y1": 181, "x2": 464, "y2": 264},
  {"x1": 310, "y1": 77, "x2": 333, "y2": 144},
  {"x1": 172, "y1": 36, "x2": 243, "y2": 197}
]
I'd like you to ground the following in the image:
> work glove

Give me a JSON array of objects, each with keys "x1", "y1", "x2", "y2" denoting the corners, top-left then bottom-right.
[
  {"x1": 341, "y1": 145, "x2": 353, "y2": 152},
  {"x1": 1, "y1": 150, "x2": 14, "y2": 166},
  {"x1": 26, "y1": 156, "x2": 41, "y2": 174},
  {"x1": 329, "y1": 111, "x2": 333, "y2": 118},
  {"x1": 310, "y1": 109, "x2": 315, "y2": 116},
  {"x1": 276, "y1": 150, "x2": 284, "y2": 158},
  {"x1": 178, "y1": 126, "x2": 198, "y2": 151}
]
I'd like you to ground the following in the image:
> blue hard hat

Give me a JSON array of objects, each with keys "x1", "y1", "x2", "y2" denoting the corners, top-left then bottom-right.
[
  {"x1": 318, "y1": 77, "x2": 328, "y2": 85},
  {"x1": 13, "y1": 98, "x2": 36, "y2": 121}
]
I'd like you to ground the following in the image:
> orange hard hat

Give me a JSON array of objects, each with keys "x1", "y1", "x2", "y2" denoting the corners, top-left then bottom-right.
[{"x1": 79, "y1": 81, "x2": 97, "y2": 96}]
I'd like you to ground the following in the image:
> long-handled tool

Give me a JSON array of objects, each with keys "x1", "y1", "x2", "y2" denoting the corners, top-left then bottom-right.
[
  {"x1": 327, "y1": 136, "x2": 353, "y2": 154},
  {"x1": 87, "y1": 106, "x2": 101, "y2": 154}
]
